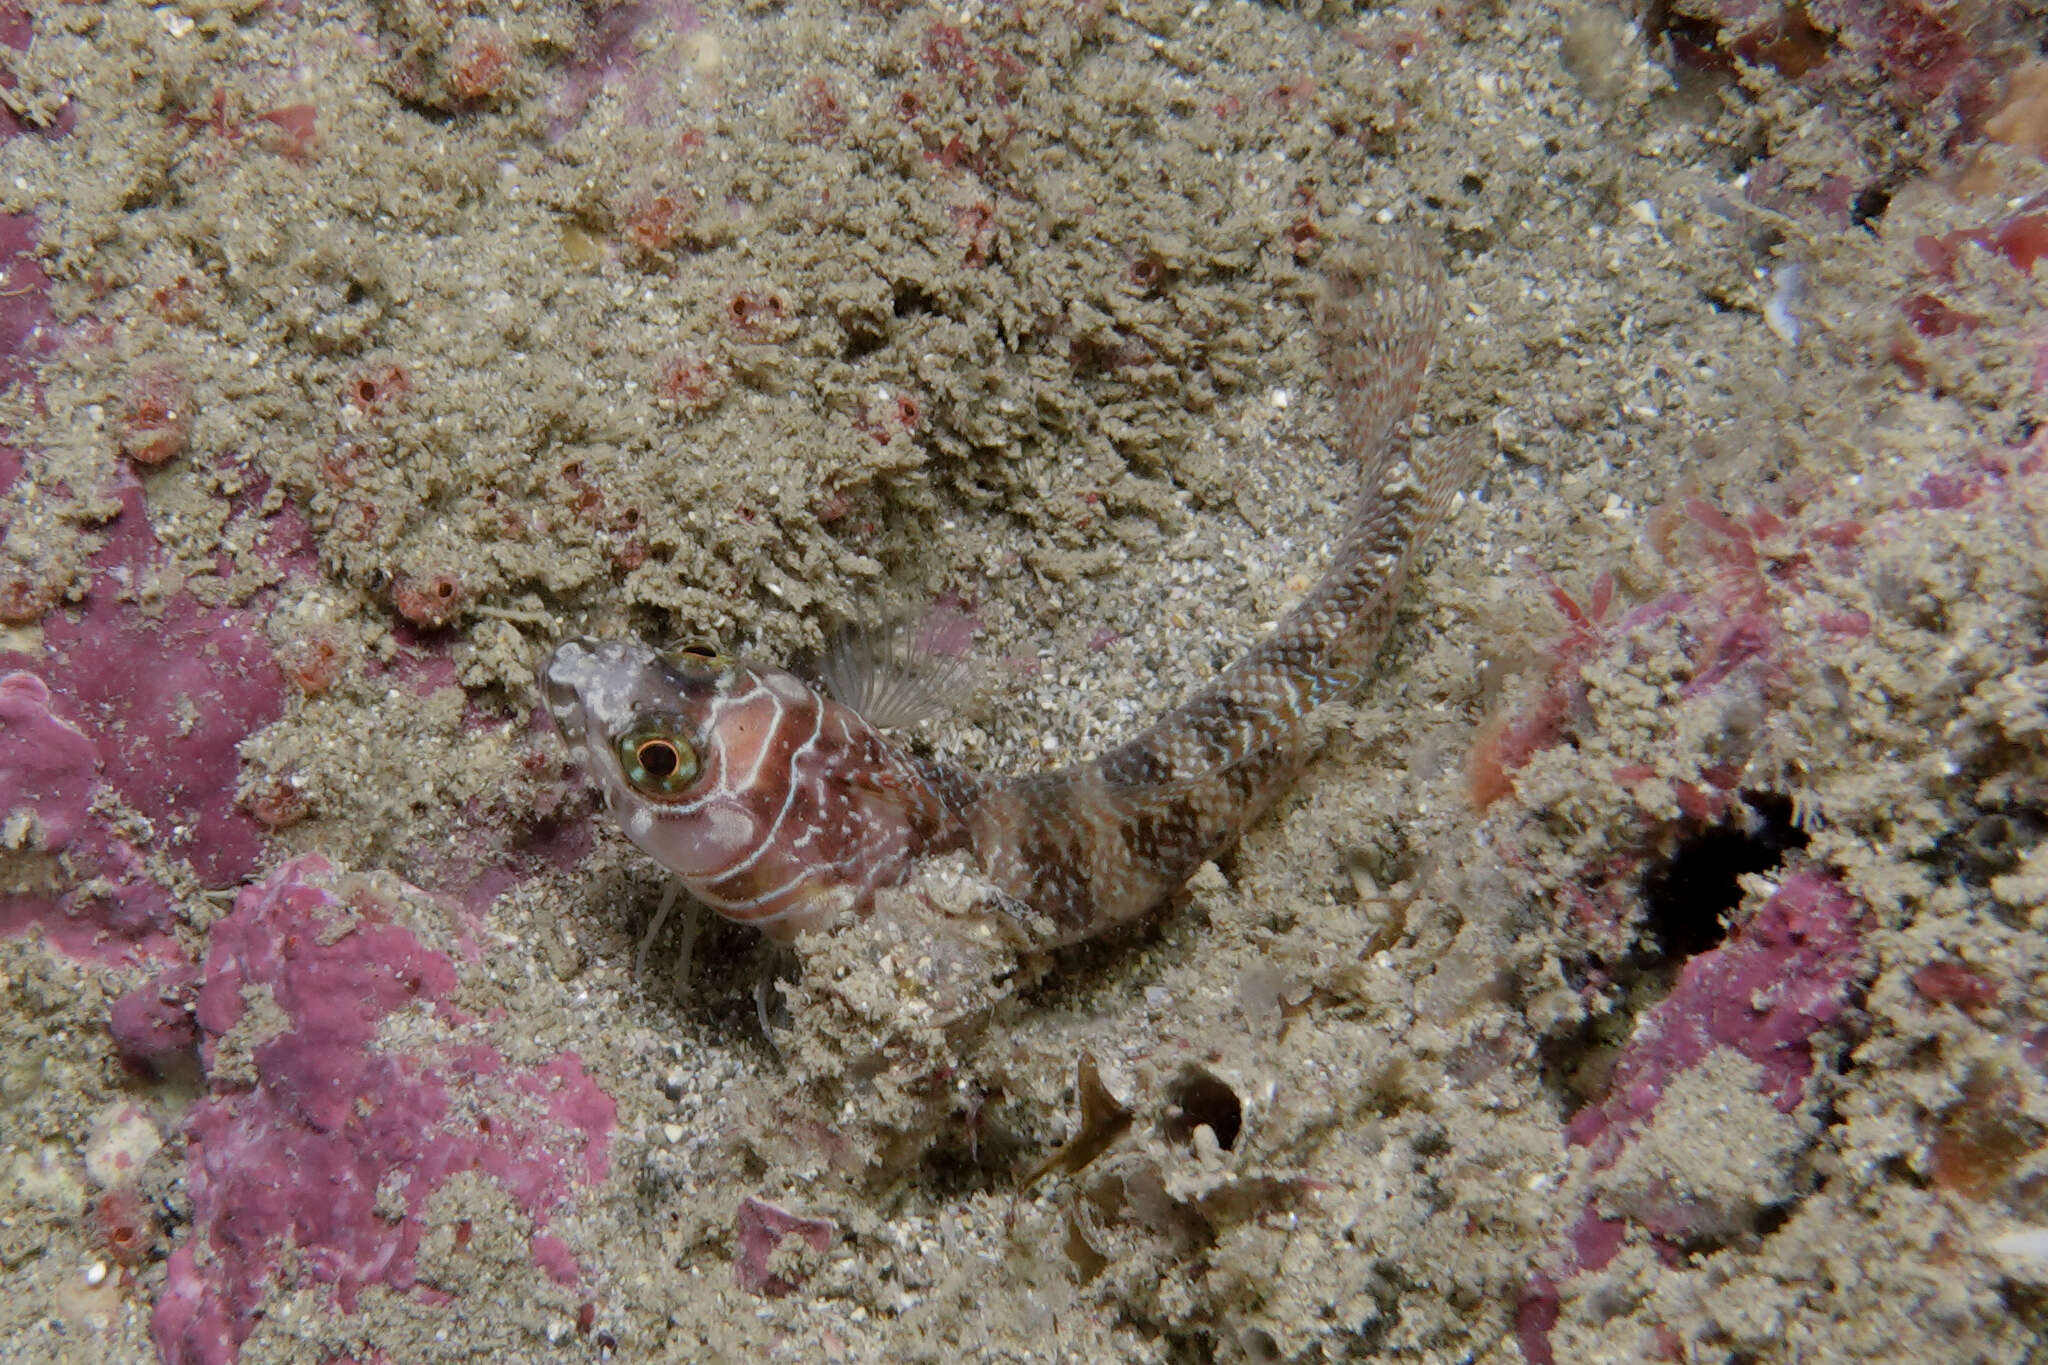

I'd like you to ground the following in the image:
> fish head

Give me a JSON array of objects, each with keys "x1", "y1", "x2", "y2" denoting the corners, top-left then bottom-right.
[
  {"x1": 539, "y1": 636, "x2": 934, "y2": 935},
  {"x1": 540, "y1": 637, "x2": 783, "y2": 879}
]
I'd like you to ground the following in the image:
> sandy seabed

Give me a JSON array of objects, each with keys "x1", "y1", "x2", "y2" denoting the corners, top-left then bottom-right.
[{"x1": 3, "y1": 0, "x2": 2047, "y2": 1361}]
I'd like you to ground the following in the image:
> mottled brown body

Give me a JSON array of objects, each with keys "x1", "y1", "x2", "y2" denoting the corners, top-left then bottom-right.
[{"x1": 541, "y1": 236, "x2": 1475, "y2": 945}]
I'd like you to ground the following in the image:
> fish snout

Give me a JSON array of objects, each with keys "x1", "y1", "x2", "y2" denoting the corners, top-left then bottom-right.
[{"x1": 539, "y1": 637, "x2": 604, "y2": 728}]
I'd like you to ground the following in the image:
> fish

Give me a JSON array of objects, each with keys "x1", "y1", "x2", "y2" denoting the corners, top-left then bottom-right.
[{"x1": 540, "y1": 234, "x2": 1478, "y2": 948}]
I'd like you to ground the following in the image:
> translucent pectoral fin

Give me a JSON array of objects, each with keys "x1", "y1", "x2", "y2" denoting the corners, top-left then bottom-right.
[{"x1": 819, "y1": 609, "x2": 978, "y2": 730}]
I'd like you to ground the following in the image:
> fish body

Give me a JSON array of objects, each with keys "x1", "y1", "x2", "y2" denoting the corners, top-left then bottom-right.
[{"x1": 541, "y1": 237, "x2": 1476, "y2": 945}]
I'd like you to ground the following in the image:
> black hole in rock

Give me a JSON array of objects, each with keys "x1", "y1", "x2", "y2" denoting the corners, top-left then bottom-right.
[
  {"x1": 1850, "y1": 184, "x2": 1892, "y2": 230},
  {"x1": 891, "y1": 283, "x2": 939, "y2": 318},
  {"x1": 1641, "y1": 791, "x2": 1808, "y2": 962},
  {"x1": 1163, "y1": 1068, "x2": 1242, "y2": 1151},
  {"x1": 1754, "y1": 1199, "x2": 1794, "y2": 1239},
  {"x1": 841, "y1": 327, "x2": 887, "y2": 362}
]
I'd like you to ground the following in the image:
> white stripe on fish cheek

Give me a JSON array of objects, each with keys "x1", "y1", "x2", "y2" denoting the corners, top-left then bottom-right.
[
  {"x1": 723, "y1": 696, "x2": 789, "y2": 796},
  {"x1": 699, "y1": 702, "x2": 820, "y2": 884}
]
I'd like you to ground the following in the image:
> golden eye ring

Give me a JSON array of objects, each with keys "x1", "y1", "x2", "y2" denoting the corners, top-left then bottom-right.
[{"x1": 615, "y1": 727, "x2": 700, "y2": 795}]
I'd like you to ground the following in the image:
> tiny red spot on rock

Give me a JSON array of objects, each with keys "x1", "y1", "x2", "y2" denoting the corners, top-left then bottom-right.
[
  {"x1": 722, "y1": 288, "x2": 791, "y2": 340},
  {"x1": 1912, "y1": 961, "x2": 1999, "y2": 1011},
  {"x1": 447, "y1": 27, "x2": 513, "y2": 103},
  {"x1": 795, "y1": 76, "x2": 847, "y2": 141},
  {"x1": 392, "y1": 573, "x2": 465, "y2": 628},
  {"x1": 244, "y1": 778, "x2": 311, "y2": 830},
  {"x1": 345, "y1": 364, "x2": 410, "y2": 416},
  {"x1": 119, "y1": 367, "x2": 192, "y2": 466},
  {"x1": 0, "y1": 558, "x2": 64, "y2": 624},
  {"x1": 654, "y1": 352, "x2": 729, "y2": 416},
  {"x1": 254, "y1": 104, "x2": 319, "y2": 161},
  {"x1": 620, "y1": 190, "x2": 690, "y2": 255},
  {"x1": 276, "y1": 635, "x2": 344, "y2": 696},
  {"x1": 91, "y1": 1185, "x2": 159, "y2": 1267}
]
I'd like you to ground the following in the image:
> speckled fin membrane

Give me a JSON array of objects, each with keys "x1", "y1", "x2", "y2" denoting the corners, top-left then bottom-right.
[{"x1": 819, "y1": 612, "x2": 976, "y2": 730}]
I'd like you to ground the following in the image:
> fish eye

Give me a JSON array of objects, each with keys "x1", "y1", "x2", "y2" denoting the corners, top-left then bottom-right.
[{"x1": 615, "y1": 726, "x2": 700, "y2": 795}]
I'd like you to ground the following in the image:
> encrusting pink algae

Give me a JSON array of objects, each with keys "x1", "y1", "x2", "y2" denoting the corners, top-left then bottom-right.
[
  {"x1": 4, "y1": 0, "x2": 2048, "y2": 1359},
  {"x1": 139, "y1": 857, "x2": 615, "y2": 1365}
]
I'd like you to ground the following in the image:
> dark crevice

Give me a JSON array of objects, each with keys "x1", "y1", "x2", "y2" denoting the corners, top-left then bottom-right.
[
  {"x1": 840, "y1": 327, "x2": 888, "y2": 362},
  {"x1": 891, "y1": 282, "x2": 941, "y2": 318},
  {"x1": 1540, "y1": 792, "x2": 1811, "y2": 1125},
  {"x1": 1641, "y1": 791, "x2": 1808, "y2": 964},
  {"x1": 1753, "y1": 1200, "x2": 1794, "y2": 1239},
  {"x1": 1163, "y1": 1069, "x2": 1243, "y2": 1152},
  {"x1": 1850, "y1": 183, "x2": 1893, "y2": 231}
]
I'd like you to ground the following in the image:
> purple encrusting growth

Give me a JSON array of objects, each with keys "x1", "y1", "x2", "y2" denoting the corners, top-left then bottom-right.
[
  {"x1": 1517, "y1": 873, "x2": 1866, "y2": 1365},
  {"x1": 733, "y1": 1196, "x2": 835, "y2": 1298},
  {"x1": 548, "y1": 0, "x2": 700, "y2": 139},
  {"x1": 1564, "y1": 872, "x2": 1865, "y2": 1166},
  {"x1": 0, "y1": 0, "x2": 574, "y2": 965},
  {"x1": 1494, "y1": 433, "x2": 2048, "y2": 1361},
  {"x1": 1667, "y1": 0, "x2": 2020, "y2": 135},
  {"x1": 0, "y1": 479, "x2": 294, "y2": 959},
  {"x1": 0, "y1": 0, "x2": 64, "y2": 494},
  {"x1": 0, "y1": 672, "x2": 180, "y2": 959},
  {"x1": 146, "y1": 856, "x2": 616, "y2": 1365},
  {"x1": 0, "y1": 211, "x2": 55, "y2": 444},
  {"x1": 0, "y1": 0, "x2": 262, "y2": 962},
  {"x1": 31, "y1": 484, "x2": 291, "y2": 884}
]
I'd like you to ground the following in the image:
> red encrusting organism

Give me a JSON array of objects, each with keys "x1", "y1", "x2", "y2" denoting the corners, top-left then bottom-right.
[
  {"x1": 118, "y1": 366, "x2": 191, "y2": 466},
  {"x1": 391, "y1": 572, "x2": 465, "y2": 628}
]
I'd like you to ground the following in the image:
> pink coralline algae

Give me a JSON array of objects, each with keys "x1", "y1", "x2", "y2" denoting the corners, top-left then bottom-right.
[
  {"x1": 1, "y1": 1, "x2": 65, "y2": 485},
  {"x1": 1, "y1": 2, "x2": 304, "y2": 962},
  {"x1": 0, "y1": 670, "x2": 180, "y2": 960},
  {"x1": 148, "y1": 856, "x2": 616, "y2": 1365},
  {"x1": 548, "y1": 0, "x2": 700, "y2": 139},
  {"x1": 1663, "y1": 0, "x2": 2030, "y2": 140},
  {"x1": 33, "y1": 494, "x2": 289, "y2": 888},
  {"x1": 733, "y1": 1196, "x2": 834, "y2": 1297},
  {"x1": 1519, "y1": 872, "x2": 1867, "y2": 1364},
  {"x1": 1565, "y1": 872, "x2": 1865, "y2": 1168},
  {"x1": 0, "y1": 479, "x2": 293, "y2": 964}
]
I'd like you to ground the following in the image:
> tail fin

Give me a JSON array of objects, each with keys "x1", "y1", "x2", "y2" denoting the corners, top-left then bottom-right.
[{"x1": 1317, "y1": 234, "x2": 1448, "y2": 487}]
